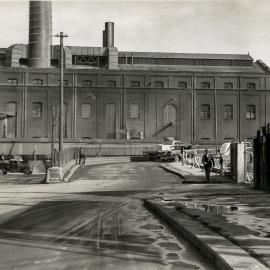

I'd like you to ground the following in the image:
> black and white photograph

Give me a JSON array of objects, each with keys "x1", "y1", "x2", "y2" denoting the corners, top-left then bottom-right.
[{"x1": 0, "y1": 0, "x2": 269, "y2": 269}]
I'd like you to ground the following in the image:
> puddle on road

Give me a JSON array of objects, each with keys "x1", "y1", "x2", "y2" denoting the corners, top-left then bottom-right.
[
  {"x1": 178, "y1": 200, "x2": 270, "y2": 238},
  {"x1": 180, "y1": 201, "x2": 239, "y2": 215}
]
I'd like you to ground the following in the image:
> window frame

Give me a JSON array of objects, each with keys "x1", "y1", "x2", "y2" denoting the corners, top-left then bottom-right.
[
  {"x1": 223, "y1": 104, "x2": 233, "y2": 120},
  {"x1": 154, "y1": 81, "x2": 164, "y2": 88},
  {"x1": 57, "y1": 80, "x2": 68, "y2": 86},
  {"x1": 82, "y1": 80, "x2": 92, "y2": 87},
  {"x1": 130, "y1": 81, "x2": 141, "y2": 88},
  {"x1": 224, "y1": 82, "x2": 233, "y2": 89},
  {"x1": 6, "y1": 102, "x2": 17, "y2": 137},
  {"x1": 246, "y1": 105, "x2": 256, "y2": 120},
  {"x1": 200, "y1": 82, "x2": 210, "y2": 89},
  {"x1": 81, "y1": 103, "x2": 92, "y2": 119},
  {"x1": 32, "y1": 102, "x2": 43, "y2": 118},
  {"x1": 246, "y1": 82, "x2": 256, "y2": 90},
  {"x1": 129, "y1": 103, "x2": 140, "y2": 119},
  {"x1": 200, "y1": 104, "x2": 210, "y2": 120},
  {"x1": 32, "y1": 79, "x2": 43, "y2": 86},
  {"x1": 106, "y1": 80, "x2": 117, "y2": 87},
  {"x1": 163, "y1": 104, "x2": 177, "y2": 124},
  {"x1": 178, "y1": 81, "x2": 188, "y2": 89},
  {"x1": 8, "y1": 78, "x2": 18, "y2": 85}
]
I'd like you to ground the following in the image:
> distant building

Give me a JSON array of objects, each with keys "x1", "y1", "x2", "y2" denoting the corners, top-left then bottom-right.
[{"x1": 0, "y1": 1, "x2": 269, "y2": 144}]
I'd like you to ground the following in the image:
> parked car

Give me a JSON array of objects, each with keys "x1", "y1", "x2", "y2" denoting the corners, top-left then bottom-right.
[{"x1": 0, "y1": 156, "x2": 32, "y2": 175}]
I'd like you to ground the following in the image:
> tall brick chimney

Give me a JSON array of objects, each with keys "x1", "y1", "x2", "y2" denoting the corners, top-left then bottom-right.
[
  {"x1": 28, "y1": 1, "x2": 52, "y2": 68},
  {"x1": 103, "y1": 22, "x2": 114, "y2": 47}
]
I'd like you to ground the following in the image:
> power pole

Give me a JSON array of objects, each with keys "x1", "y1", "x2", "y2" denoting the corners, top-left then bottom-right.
[{"x1": 54, "y1": 32, "x2": 68, "y2": 167}]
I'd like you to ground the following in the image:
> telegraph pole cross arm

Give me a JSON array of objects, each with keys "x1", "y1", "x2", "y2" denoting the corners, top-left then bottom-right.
[{"x1": 54, "y1": 32, "x2": 68, "y2": 168}]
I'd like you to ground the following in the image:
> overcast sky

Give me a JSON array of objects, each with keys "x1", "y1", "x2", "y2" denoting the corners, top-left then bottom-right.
[{"x1": 1, "y1": 0, "x2": 270, "y2": 65}]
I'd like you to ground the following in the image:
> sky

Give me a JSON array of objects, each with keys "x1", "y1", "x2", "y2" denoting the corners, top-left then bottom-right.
[{"x1": 0, "y1": 0, "x2": 270, "y2": 65}]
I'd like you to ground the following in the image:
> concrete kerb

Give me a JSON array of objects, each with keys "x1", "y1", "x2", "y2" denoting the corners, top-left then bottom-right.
[
  {"x1": 160, "y1": 163, "x2": 186, "y2": 180},
  {"x1": 63, "y1": 162, "x2": 80, "y2": 183},
  {"x1": 144, "y1": 199, "x2": 268, "y2": 270}
]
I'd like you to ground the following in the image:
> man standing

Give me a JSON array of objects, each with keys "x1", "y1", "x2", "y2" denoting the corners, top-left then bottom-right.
[{"x1": 202, "y1": 149, "x2": 215, "y2": 182}]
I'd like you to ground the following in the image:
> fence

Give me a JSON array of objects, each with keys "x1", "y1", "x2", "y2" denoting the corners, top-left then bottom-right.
[{"x1": 253, "y1": 126, "x2": 270, "y2": 191}]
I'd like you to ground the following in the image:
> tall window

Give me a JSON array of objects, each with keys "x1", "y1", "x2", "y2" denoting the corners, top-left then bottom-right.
[
  {"x1": 247, "y1": 83, "x2": 256, "y2": 90},
  {"x1": 200, "y1": 82, "x2": 210, "y2": 89},
  {"x1": 32, "y1": 102, "x2": 42, "y2": 118},
  {"x1": 106, "y1": 80, "x2": 116, "y2": 87},
  {"x1": 130, "y1": 81, "x2": 140, "y2": 88},
  {"x1": 154, "y1": 81, "x2": 164, "y2": 88},
  {"x1": 106, "y1": 103, "x2": 116, "y2": 139},
  {"x1": 7, "y1": 102, "x2": 17, "y2": 137},
  {"x1": 163, "y1": 104, "x2": 177, "y2": 124},
  {"x1": 8, "y1": 78, "x2": 18, "y2": 85},
  {"x1": 224, "y1": 82, "x2": 233, "y2": 89},
  {"x1": 200, "y1": 104, "x2": 210, "y2": 120},
  {"x1": 33, "y1": 79, "x2": 43, "y2": 85},
  {"x1": 246, "y1": 105, "x2": 256, "y2": 120},
  {"x1": 178, "y1": 81, "x2": 187, "y2": 89},
  {"x1": 223, "y1": 105, "x2": 233, "y2": 120},
  {"x1": 129, "y1": 103, "x2": 140, "y2": 119},
  {"x1": 81, "y1": 103, "x2": 92, "y2": 119},
  {"x1": 82, "y1": 80, "x2": 92, "y2": 86}
]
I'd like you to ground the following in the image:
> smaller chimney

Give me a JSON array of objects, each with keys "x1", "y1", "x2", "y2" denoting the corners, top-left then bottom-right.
[{"x1": 103, "y1": 22, "x2": 114, "y2": 47}]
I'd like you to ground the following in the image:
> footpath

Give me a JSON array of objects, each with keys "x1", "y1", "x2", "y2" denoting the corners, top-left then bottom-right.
[{"x1": 144, "y1": 162, "x2": 270, "y2": 270}]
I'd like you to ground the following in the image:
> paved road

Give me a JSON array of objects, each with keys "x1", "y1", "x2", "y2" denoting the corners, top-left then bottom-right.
[{"x1": 0, "y1": 159, "x2": 215, "y2": 270}]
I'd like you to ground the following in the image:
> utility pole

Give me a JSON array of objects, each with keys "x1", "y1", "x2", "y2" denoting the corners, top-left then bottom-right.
[
  {"x1": 214, "y1": 77, "x2": 218, "y2": 154},
  {"x1": 54, "y1": 32, "x2": 68, "y2": 167}
]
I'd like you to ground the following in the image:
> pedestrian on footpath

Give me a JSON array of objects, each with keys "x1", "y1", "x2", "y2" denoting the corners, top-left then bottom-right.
[
  {"x1": 202, "y1": 149, "x2": 215, "y2": 182},
  {"x1": 79, "y1": 147, "x2": 86, "y2": 167}
]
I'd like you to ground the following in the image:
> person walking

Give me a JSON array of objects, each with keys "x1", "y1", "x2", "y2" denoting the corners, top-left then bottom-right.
[
  {"x1": 202, "y1": 149, "x2": 215, "y2": 182},
  {"x1": 79, "y1": 147, "x2": 86, "y2": 167}
]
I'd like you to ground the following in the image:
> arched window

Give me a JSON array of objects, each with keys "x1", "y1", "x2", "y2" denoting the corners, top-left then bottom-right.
[
  {"x1": 163, "y1": 104, "x2": 177, "y2": 124},
  {"x1": 178, "y1": 81, "x2": 187, "y2": 89},
  {"x1": 81, "y1": 103, "x2": 92, "y2": 119},
  {"x1": 33, "y1": 79, "x2": 43, "y2": 85},
  {"x1": 154, "y1": 81, "x2": 164, "y2": 88},
  {"x1": 130, "y1": 81, "x2": 140, "y2": 88},
  {"x1": 224, "y1": 82, "x2": 233, "y2": 89},
  {"x1": 82, "y1": 80, "x2": 92, "y2": 86},
  {"x1": 106, "y1": 80, "x2": 116, "y2": 87},
  {"x1": 7, "y1": 102, "x2": 17, "y2": 137},
  {"x1": 247, "y1": 83, "x2": 256, "y2": 90},
  {"x1": 200, "y1": 104, "x2": 210, "y2": 120},
  {"x1": 8, "y1": 78, "x2": 18, "y2": 85},
  {"x1": 32, "y1": 102, "x2": 42, "y2": 118},
  {"x1": 246, "y1": 105, "x2": 256, "y2": 119},
  {"x1": 223, "y1": 105, "x2": 233, "y2": 120},
  {"x1": 129, "y1": 103, "x2": 140, "y2": 119},
  {"x1": 200, "y1": 82, "x2": 210, "y2": 89}
]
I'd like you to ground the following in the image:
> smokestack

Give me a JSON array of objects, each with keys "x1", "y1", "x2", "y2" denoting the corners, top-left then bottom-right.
[
  {"x1": 28, "y1": 1, "x2": 52, "y2": 68},
  {"x1": 103, "y1": 22, "x2": 114, "y2": 47}
]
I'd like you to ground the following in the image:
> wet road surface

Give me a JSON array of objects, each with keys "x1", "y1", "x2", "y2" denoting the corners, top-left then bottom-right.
[{"x1": 0, "y1": 160, "x2": 215, "y2": 270}]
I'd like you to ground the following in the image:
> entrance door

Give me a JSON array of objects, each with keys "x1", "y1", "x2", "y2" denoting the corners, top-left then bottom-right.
[{"x1": 105, "y1": 103, "x2": 116, "y2": 139}]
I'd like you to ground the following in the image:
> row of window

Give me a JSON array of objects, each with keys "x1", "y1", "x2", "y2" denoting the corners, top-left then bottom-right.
[
  {"x1": 200, "y1": 104, "x2": 256, "y2": 120},
  {"x1": 4, "y1": 102, "x2": 257, "y2": 122},
  {"x1": 32, "y1": 102, "x2": 257, "y2": 121},
  {"x1": 6, "y1": 78, "x2": 257, "y2": 90}
]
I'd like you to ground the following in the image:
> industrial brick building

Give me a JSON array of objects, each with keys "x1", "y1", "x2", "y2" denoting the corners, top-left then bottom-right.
[{"x1": 0, "y1": 1, "x2": 270, "y2": 146}]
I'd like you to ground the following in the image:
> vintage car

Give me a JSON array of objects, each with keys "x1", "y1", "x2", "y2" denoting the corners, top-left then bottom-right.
[{"x1": 0, "y1": 156, "x2": 32, "y2": 175}]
